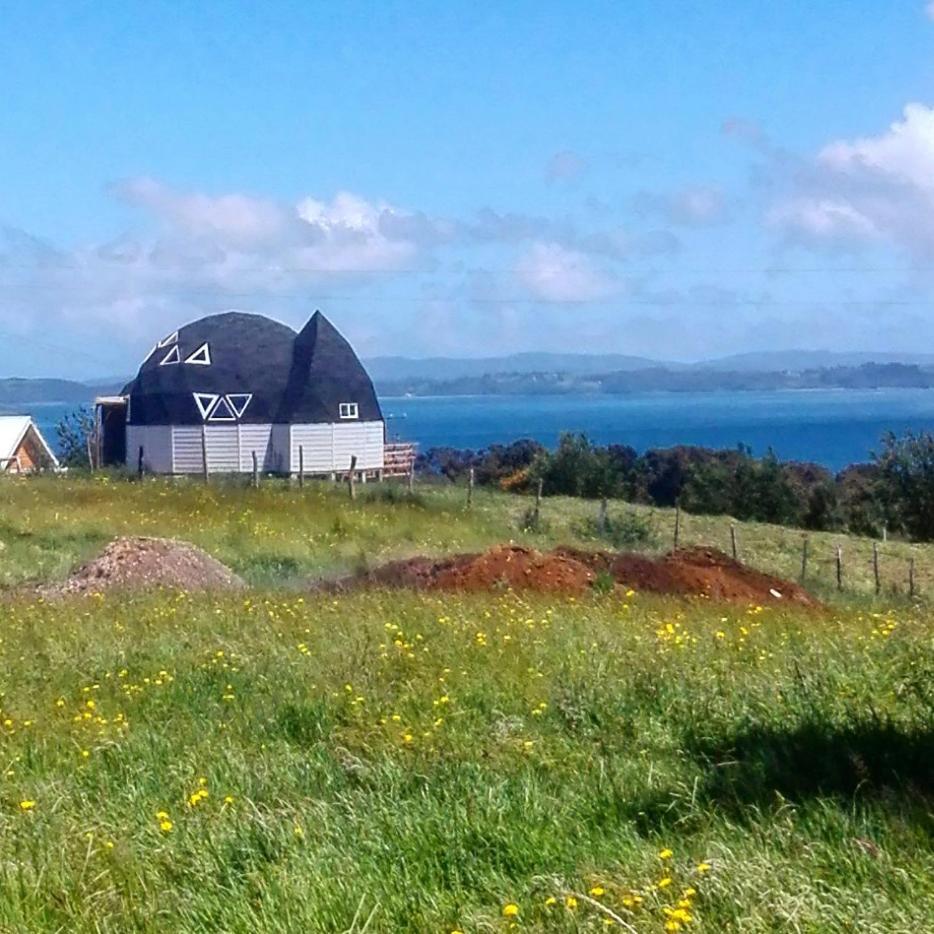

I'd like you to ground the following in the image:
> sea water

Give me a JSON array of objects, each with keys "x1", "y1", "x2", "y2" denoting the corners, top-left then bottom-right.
[{"x1": 14, "y1": 388, "x2": 934, "y2": 472}]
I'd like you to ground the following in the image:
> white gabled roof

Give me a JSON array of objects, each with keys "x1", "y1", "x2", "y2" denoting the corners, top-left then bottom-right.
[{"x1": 0, "y1": 416, "x2": 60, "y2": 467}]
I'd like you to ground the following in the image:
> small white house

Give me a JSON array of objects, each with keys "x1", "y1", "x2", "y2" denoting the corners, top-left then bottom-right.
[{"x1": 0, "y1": 416, "x2": 60, "y2": 473}]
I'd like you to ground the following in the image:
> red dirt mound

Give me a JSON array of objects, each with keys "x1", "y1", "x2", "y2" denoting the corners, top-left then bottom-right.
[
  {"x1": 337, "y1": 543, "x2": 818, "y2": 606},
  {"x1": 44, "y1": 536, "x2": 245, "y2": 596},
  {"x1": 556, "y1": 545, "x2": 818, "y2": 606},
  {"x1": 360, "y1": 545, "x2": 595, "y2": 596}
]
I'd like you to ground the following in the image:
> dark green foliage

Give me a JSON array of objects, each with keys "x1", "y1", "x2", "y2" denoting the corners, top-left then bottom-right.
[
  {"x1": 55, "y1": 407, "x2": 94, "y2": 469},
  {"x1": 575, "y1": 508, "x2": 656, "y2": 548},
  {"x1": 874, "y1": 430, "x2": 934, "y2": 540}
]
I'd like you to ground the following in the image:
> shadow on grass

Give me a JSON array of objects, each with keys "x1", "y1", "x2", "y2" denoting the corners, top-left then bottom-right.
[
  {"x1": 688, "y1": 720, "x2": 933, "y2": 806},
  {"x1": 621, "y1": 720, "x2": 934, "y2": 834}
]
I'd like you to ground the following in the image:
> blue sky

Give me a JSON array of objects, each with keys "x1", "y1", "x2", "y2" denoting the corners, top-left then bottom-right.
[{"x1": 3, "y1": 1, "x2": 934, "y2": 377}]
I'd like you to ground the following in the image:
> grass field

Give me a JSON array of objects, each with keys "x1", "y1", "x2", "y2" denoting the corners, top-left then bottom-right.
[{"x1": 0, "y1": 475, "x2": 932, "y2": 931}]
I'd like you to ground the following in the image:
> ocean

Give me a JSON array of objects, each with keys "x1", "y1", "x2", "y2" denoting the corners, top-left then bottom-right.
[{"x1": 15, "y1": 388, "x2": 934, "y2": 472}]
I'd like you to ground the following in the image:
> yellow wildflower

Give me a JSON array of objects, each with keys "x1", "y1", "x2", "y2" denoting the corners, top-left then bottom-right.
[
  {"x1": 502, "y1": 903, "x2": 519, "y2": 917},
  {"x1": 659, "y1": 847, "x2": 674, "y2": 859},
  {"x1": 18, "y1": 800, "x2": 35, "y2": 811},
  {"x1": 589, "y1": 885, "x2": 605, "y2": 897}
]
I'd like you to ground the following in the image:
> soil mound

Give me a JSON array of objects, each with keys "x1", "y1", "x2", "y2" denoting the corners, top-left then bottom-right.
[
  {"x1": 556, "y1": 545, "x2": 818, "y2": 606},
  {"x1": 339, "y1": 543, "x2": 817, "y2": 606},
  {"x1": 46, "y1": 537, "x2": 245, "y2": 596},
  {"x1": 358, "y1": 545, "x2": 596, "y2": 596}
]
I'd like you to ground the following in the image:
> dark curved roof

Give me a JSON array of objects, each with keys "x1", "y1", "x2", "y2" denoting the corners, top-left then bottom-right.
[{"x1": 125, "y1": 311, "x2": 382, "y2": 426}]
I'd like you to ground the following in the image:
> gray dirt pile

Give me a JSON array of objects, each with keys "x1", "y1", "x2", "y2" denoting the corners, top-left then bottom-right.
[{"x1": 44, "y1": 536, "x2": 245, "y2": 596}]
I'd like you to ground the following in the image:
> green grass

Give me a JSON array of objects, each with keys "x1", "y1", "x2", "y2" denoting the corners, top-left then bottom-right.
[
  {"x1": 1, "y1": 473, "x2": 931, "y2": 600},
  {"x1": 0, "y1": 475, "x2": 932, "y2": 931}
]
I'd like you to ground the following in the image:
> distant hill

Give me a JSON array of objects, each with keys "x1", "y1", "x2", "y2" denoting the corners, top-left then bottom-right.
[
  {"x1": 0, "y1": 378, "x2": 122, "y2": 406},
  {"x1": 363, "y1": 352, "x2": 679, "y2": 381},
  {"x1": 5, "y1": 351, "x2": 934, "y2": 405}
]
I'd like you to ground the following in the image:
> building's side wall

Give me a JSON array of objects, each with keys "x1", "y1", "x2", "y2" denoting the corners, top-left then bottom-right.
[
  {"x1": 126, "y1": 421, "x2": 385, "y2": 475},
  {"x1": 239, "y1": 425, "x2": 274, "y2": 472},
  {"x1": 288, "y1": 421, "x2": 384, "y2": 473},
  {"x1": 126, "y1": 425, "x2": 174, "y2": 473}
]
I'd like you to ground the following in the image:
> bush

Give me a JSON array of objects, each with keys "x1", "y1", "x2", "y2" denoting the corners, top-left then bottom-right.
[
  {"x1": 575, "y1": 508, "x2": 656, "y2": 549},
  {"x1": 55, "y1": 408, "x2": 94, "y2": 469}
]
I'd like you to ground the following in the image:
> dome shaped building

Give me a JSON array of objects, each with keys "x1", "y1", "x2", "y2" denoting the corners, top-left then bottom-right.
[{"x1": 97, "y1": 310, "x2": 387, "y2": 477}]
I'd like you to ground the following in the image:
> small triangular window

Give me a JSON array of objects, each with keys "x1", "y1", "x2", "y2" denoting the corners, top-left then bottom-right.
[
  {"x1": 208, "y1": 397, "x2": 236, "y2": 422},
  {"x1": 226, "y1": 393, "x2": 253, "y2": 418},
  {"x1": 193, "y1": 393, "x2": 219, "y2": 420},
  {"x1": 159, "y1": 345, "x2": 181, "y2": 366},
  {"x1": 185, "y1": 343, "x2": 211, "y2": 366},
  {"x1": 157, "y1": 330, "x2": 178, "y2": 348}
]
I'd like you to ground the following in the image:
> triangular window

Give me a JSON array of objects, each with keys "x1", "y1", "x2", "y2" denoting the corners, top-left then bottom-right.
[
  {"x1": 226, "y1": 393, "x2": 253, "y2": 418},
  {"x1": 193, "y1": 393, "x2": 219, "y2": 420},
  {"x1": 185, "y1": 343, "x2": 212, "y2": 366},
  {"x1": 157, "y1": 330, "x2": 178, "y2": 348},
  {"x1": 159, "y1": 345, "x2": 181, "y2": 366},
  {"x1": 208, "y1": 396, "x2": 236, "y2": 422}
]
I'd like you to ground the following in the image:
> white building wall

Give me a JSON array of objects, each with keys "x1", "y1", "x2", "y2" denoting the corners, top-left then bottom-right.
[
  {"x1": 128, "y1": 421, "x2": 384, "y2": 475},
  {"x1": 288, "y1": 421, "x2": 384, "y2": 473},
  {"x1": 238, "y1": 425, "x2": 273, "y2": 472},
  {"x1": 126, "y1": 425, "x2": 173, "y2": 474},
  {"x1": 172, "y1": 427, "x2": 205, "y2": 474}
]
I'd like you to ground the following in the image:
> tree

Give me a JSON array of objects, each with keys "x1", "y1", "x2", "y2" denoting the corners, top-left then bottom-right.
[
  {"x1": 55, "y1": 408, "x2": 94, "y2": 469},
  {"x1": 873, "y1": 431, "x2": 934, "y2": 540}
]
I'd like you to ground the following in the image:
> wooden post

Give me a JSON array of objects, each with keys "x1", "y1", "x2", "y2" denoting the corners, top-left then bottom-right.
[
  {"x1": 137, "y1": 445, "x2": 144, "y2": 481},
  {"x1": 201, "y1": 425, "x2": 209, "y2": 483},
  {"x1": 730, "y1": 523, "x2": 738, "y2": 561},
  {"x1": 298, "y1": 445, "x2": 305, "y2": 489},
  {"x1": 882, "y1": 524, "x2": 888, "y2": 543},
  {"x1": 407, "y1": 466, "x2": 414, "y2": 493},
  {"x1": 598, "y1": 496, "x2": 608, "y2": 535},
  {"x1": 347, "y1": 455, "x2": 357, "y2": 500},
  {"x1": 873, "y1": 541, "x2": 881, "y2": 595},
  {"x1": 909, "y1": 556, "x2": 916, "y2": 597},
  {"x1": 467, "y1": 467, "x2": 474, "y2": 508},
  {"x1": 534, "y1": 478, "x2": 543, "y2": 526},
  {"x1": 86, "y1": 434, "x2": 95, "y2": 472},
  {"x1": 251, "y1": 451, "x2": 259, "y2": 488},
  {"x1": 836, "y1": 545, "x2": 843, "y2": 591},
  {"x1": 800, "y1": 535, "x2": 809, "y2": 582},
  {"x1": 673, "y1": 502, "x2": 681, "y2": 551}
]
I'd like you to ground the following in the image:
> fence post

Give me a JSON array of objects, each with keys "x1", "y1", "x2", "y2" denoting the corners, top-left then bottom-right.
[
  {"x1": 201, "y1": 425, "x2": 209, "y2": 483},
  {"x1": 872, "y1": 541, "x2": 881, "y2": 595},
  {"x1": 407, "y1": 465, "x2": 415, "y2": 493},
  {"x1": 730, "y1": 523, "x2": 738, "y2": 561},
  {"x1": 86, "y1": 434, "x2": 95, "y2": 472},
  {"x1": 467, "y1": 467, "x2": 474, "y2": 508},
  {"x1": 137, "y1": 445, "x2": 144, "y2": 481},
  {"x1": 347, "y1": 455, "x2": 357, "y2": 500},
  {"x1": 673, "y1": 502, "x2": 681, "y2": 551},
  {"x1": 909, "y1": 556, "x2": 916, "y2": 598},
  {"x1": 836, "y1": 545, "x2": 843, "y2": 591},
  {"x1": 252, "y1": 451, "x2": 259, "y2": 488},
  {"x1": 800, "y1": 535, "x2": 809, "y2": 582},
  {"x1": 298, "y1": 445, "x2": 305, "y2": 489},
  {"x1": 534, "y1": 478, "x2": 543, "y2": 527}
]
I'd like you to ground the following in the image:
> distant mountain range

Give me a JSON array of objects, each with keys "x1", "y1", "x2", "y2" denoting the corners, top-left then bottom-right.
[{"x1": 5, "y1": 350, "x2": 934, "y2": 406}]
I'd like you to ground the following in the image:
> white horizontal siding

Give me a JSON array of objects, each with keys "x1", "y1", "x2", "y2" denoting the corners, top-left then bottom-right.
[
  {"x1": 126, "y1": 426, "x2": 173, "y2": 474},
  {"x1": 238, "y1": 425, "x2": 273, "y2": 472},
  {"x1": 288, "y1": 421, "x2": 384, "y2": 473},
  {"x1": 172, "y1": 427, "x2": 205, "y2": 474},
  {"x1": 205, "y1": 427, "x2": 239, "y2": 473},
  {"x1": 289, "y1": 424, "x2": 334, "y2": 473}
]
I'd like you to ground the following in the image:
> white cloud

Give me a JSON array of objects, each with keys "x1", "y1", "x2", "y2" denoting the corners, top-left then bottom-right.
[
  {"x1": 632, "y1": 185, "x2": 728, "y2": 226},
  {"x1": 768, "y1": 104, "x2": 934, "y2": 256},
  {"x1": 515, "y1": 241, "x2": 615, "y2": 302}
]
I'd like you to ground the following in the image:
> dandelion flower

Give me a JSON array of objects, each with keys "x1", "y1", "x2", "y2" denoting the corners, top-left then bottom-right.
[
  {"x1": 589, "y1": 885, "x2": 605, "y2": 897},
  {"x1": 502, "y1": 903, "x2": 519, "y2": 917},
  {"x1": 159, "y1": 819, "x2": 173, "y2": 832},
  {"x1": 18, "y1": 800, "x2": 35, "y2": 811},
  {"x1": 565, "y1": 895, "x2": 578, "y2": 908},
  {"x1": 659, "y1": 848, "x2": 673, "y2": 860},
  {"x1": 697, "y1": 862, "x2": 711, "y2": 873}
]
